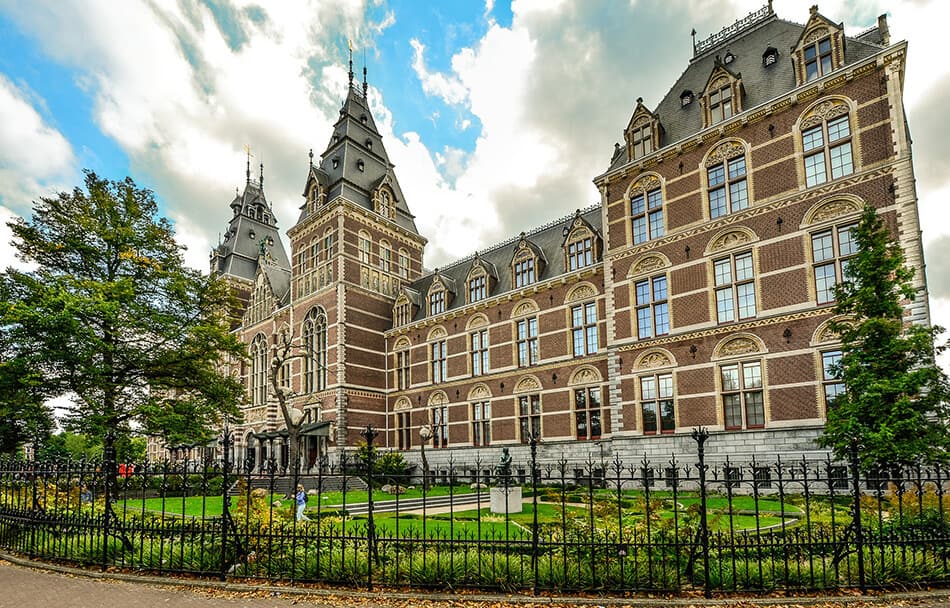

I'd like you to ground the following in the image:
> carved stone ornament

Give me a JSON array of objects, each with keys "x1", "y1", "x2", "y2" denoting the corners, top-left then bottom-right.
[
  {"x1": 570, "y1": 366, "x2": 601, "y2": 385},
  {"x1": 512, "y1": 300, "x2": 539, "y2": 317},
  {"x1": 705, "y1": 141, "x2": 746, "y2": 168},
  {"x1": 566, "y1": 284, "x2": 596, "y2": 303},
  {"x1": 632, "y1": 174, "x2": 660, "y2": 193},
  {"x1": 393, "y1": 337, "x2": 410, "y2": 350},
  {"x1": 637, "y1": 351, "x2": 672, "y2": 370},
  {"x1": 429, "y1": 326, "x2": 447, "y2": 340},
  {"x1": 630, "y1": 254, "x2": 667, "y2": 276},
  {"x1": 800, "y1": 99, "x2": 849, "y2": 130},
  {"x1": 469, "y1": 384, "x2": 491, "y2": 400},
  {"x1": 394, "y1": 398, "x2": 412, "y2": 411},
  {"x1": 710, "y1": 75, "x2": 730, "y2": 91},
  {"x1": 816, "y1": 325, "x2": 841, "y2": 344},
  {"x1": 718, "y1": 336, "x2": 761, "y2": 358},
  {"x1": 514, "y1": 376, "x2": 541, "y2": 393},
  {"x1": 468, "y1": 314, "x2": 488, "y2": 329},
  {"x1": 810, "y1": 199, "x2": 861, "y2": 224},
  {"x1": 803, "y1": 26, "x2": 830, "y2": 46},
  {"x1": 709, "y1": 229, "x2": 752, "y2": 253},
  {"x1": 428, "y1": 391, "x2": 448, "y2": 406}
]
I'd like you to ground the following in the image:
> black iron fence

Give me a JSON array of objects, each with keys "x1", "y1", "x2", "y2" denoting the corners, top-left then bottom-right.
[{"x1": 0, "y1": 428, "x2": 947, "y2": 596}]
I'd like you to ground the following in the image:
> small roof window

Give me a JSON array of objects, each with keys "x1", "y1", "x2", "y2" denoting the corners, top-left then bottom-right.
[
  {"x1": 762, "y1": 46, "x2": 779, "y2": 67},
  {"x1": 680, "y1": 90, "x2": 694, "y2": 107},
  {"x1": 723, "y1": 51, "x2": 736, "y2": 65}
]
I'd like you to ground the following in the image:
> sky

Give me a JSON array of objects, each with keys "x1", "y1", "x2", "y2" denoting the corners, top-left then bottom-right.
[{"x1": 1, "y1": 0, "x2": 949, "y2": 365}]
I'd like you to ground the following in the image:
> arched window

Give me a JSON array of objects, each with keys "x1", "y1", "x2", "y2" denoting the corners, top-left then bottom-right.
[
  {"x1": 251, "y1": 334, "x2": 268, "y2": 406},
  {"x1": 800, "y1": 100, "x2": 854, "y2": 187},
  {"x1": 358, "y1": 231, "x2": 372, "y2": 264},
  {"x1": 705, "y1": 141, "x2": 749, "y2": 219},
  {"x1": 303, "y1": 308, "x2": 328, "y2": 393}
]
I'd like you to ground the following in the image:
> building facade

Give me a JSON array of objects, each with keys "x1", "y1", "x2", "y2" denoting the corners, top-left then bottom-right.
[{"x1": 210, "y1": 5, "x2": 929, "y2": 472}]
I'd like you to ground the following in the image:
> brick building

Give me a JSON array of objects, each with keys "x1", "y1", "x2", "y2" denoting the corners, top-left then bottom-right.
[{"x1": 207, "y1": 5, "x2": 930, "y2": 471}]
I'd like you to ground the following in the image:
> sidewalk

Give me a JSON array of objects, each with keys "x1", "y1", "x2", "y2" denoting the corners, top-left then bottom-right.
[{"x1": 2, "y1": 555, "x2": 950, "y2": 608}]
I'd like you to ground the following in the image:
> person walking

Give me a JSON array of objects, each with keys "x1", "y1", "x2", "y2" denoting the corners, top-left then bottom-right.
[{"x1": 295, "y1": 484, "x2": 309, "y2": 521}]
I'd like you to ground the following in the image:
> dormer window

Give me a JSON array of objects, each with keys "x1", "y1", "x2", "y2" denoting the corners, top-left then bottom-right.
[
  {"x1": 709, "y1": 85, "x2": 733, "y2": 123},
  {"x1": 365, "y1": 138, "x2": 373, "y2": 150},
  {"x1": 680, "y1": 90, "x2": 693, "y2": 107},
  {"x1": 762, "y1": 47, "x2": 778, "y2": 67},
  {"x1": 332, "y1": 157, "x2": 339, "y2": 170},
  {"x1": 563, "y1": 214, "x2": 599, "y2": 270},
  {"x1": 793, "y1": 9, "x2": 844, "y2": 86},
  {"x1": 394, "y1": 300, "x2": 411, "y2": 326},
  {"x1": 624, "y1": 99, "x2": 661, "y2": 161},
  {"x1": 360, "y1": 114, "x2": 368, "y2": 125},
  {"x1": 723, "y1": 51, "x2": 735, "y2": 65},
  {"x1": 429, "y1": 288, "x2": 445, "y2": 315},
  {"x1": 804, "y1": 37, "x2": 833, "y2": 81},
  {"x1": 701, "y1": 68, "x2": 743, "y2": 128},
  {"x1": 469, "y1": 273, "x2": 486, "y2": 303},
  {"x1": 630, "y1": 122, "x2": 653, "y2": 159}
]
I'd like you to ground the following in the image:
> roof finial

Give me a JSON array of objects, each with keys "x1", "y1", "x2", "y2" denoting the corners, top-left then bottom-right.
[
  {"x1": 259, "y1": 162, "x2": 264, "y2": 188},
  {"x1": 308, "y1": 148, "x2": 314, "y2": 166},
  {"x1": 243, "y1": 144, "x2": 252, "y2": 185},
  {"x1": 348, "y1": 38, "x2": 354, "y2": 90},
  {"x1": 691, "y1": 28, "x2": 697, "y2": 54},
  {"x1": 362, "y1": 49, "x2": 368, "y2": 98}
]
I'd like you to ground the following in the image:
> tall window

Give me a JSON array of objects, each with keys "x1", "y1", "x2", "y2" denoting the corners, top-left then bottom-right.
[
  {"x1": 635, "y1": 275, "x2": 669, "y2": 339},
  {"x1": 822, "y1": 350, "x2": 845, "y2": 409},
  {"x1": 471, "y1": 329, "x2": 489, "y2": 376},
  {"x1": 574, "y1": 386, "x2": 602, "y2": 440},
  {"x1": 323, "y1": 231, "x2": 334, "y2": 261},
  {"x1": 803, "y1": 115, "x2": 853, "y2": 187},
  {"x1": 396, "y1": 411, "x2": 411, "y2": 450},
  {"x1": 721, "y1": 361, "x2": 765, "y2": 429},
  {"x1": 518, "y1": 394, "x2": 541, "y2": 443},
  {"x1": 429, "y1": 289, "x2": 445, "y2": 315},
  {"x1": 517, "y1": 317, "x2": 539, "y2": 367},
  {"x1": 630, "y1": 122, "x2": 653, "y2": 159},
  {"x1": 514, "y1": 256, "x2": 535, "y2": 288},
  {"x1": 812, "y1": 223, "x2": 857, "y2": 304},
  {"x1": 567, "y1": 236, "x2": 594, "y2": 270},
  {"x1": 631, "y1": 188, "x2": 664, "y2": 244},
  {"x1": 714, "y1": 252, "x2": 756, "y2": 323},
  {"x1": 303, "y1": 308, "x2": 327, "y2": 393},
  {"x1": 641, "y1": 374, "x2": 674, "y2": 434},
  {"x1": 394, "y1": 302, "x2": 411, "y2": 326},
  {"x1": 358, "y1": 233, "x2": 372, "y2": 264},
  {"x1": 709, "y1": 85, "x2": 733, "y2": 123},
  {"x1": 804, "y1": 37, "x2": 833, "y2": 81},
  {"x1": 472, "y1": 401, "x2": 491, "y2": 447},
  {"x1": 379, "y1": 241, "x2": 391, "y2": 273},
  {"x1": 431, "y1": 340, "x2": 447, "y2": 383},
  {"x1": 432, "y1": 406, "x2": 448, "y2": 448},
  {"x1": 571, "y1": 302, "x2": 599, "y2": 356},
  {"x1": 469, "y1": 274, "x2": 486, "y2": 302},
  {"x1": 708, "y1": 156, "x2": 748, "y2": 218},
  {"x1": 251, "y1": 334, "x2": 267, "y2": 406},
  {"x1": 396, "y1": 349, "x2": 410, "y2": 390},
  {"x1": 398, "y1": 249, "x2": 410, "y2": 279}
]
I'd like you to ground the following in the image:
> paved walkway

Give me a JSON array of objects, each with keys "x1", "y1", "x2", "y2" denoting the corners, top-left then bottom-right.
[{"x1": 2, "y1": 556, "x2": 950, "y2": 608}]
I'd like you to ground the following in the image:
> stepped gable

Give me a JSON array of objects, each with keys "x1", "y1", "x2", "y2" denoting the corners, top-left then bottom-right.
[
  {"x1": 608, "y1": 6, "x2": 888, "y2": 171},
  {"x1": 404, "y1": 205, "x2": 602, "y2": 322}
]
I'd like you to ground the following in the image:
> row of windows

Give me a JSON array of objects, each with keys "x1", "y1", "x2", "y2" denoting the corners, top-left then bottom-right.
[
  {"x1": 357, "y1": 233, "x2": 411, "y2": 279},
  {"x1": 248, "y1": 310, "x2": 328, "y2": 406},
  {"x1": 625, "y1": 113, "x2": 855, "y2": 242},
  {"x1": 394, "y1": 351, "x2": 844, "y2": 448}
]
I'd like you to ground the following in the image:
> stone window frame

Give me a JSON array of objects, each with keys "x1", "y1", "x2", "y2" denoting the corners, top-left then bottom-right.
[
  {"x1": 700, "y1": 66, "x2": 743, "y2": 129},
  {"x1": 471, "y1": 401, "x2": 491, "y2": 447},
  {"x1": 302, "y1": 307, "x2": 328, "y2": 393},
  {"x1": 430, "y1": 398, "x2": 449, "y2": 449},
  {"x1": 513, "y1": 249, "x2": 536, "y2": 288},
  {"x1": 703, "y1": 140, "x2": 751, "y2": 220},
  {"x1": 712, "y1": 250, "x2": 757, "y2": 324},
  {"x1": 570, "y1": 301, "x2": 599, "y2": 357},
  {"x1": 572, "y1": 385, "x2": 603, "y2": 441},
  {"x1": 792, "y1": 11, "x2": 845, "y2": 86},
  {"x1": 634, "y1": 273, "x2": 669, "y2": 340},
  {"x1": 811, "y1": 222, "x2": 857, "y2": 305},
  {"x1": 357, "y1": 230, "x2": 372, "y2": 264},
  {"x1": 719, "y1": 359, "x2": 766, "y2": 430},
  {"x1": 639, "y1": 372, "x2": 675, "y2": 434},
  {"x1": 393, "y1": 294, "x2": 412, "y2": 327},
  {"x1": 250, "y1": 333, "x2": 268, "y2": 407},
  {"x1": 517, "y1": 393, "x2": 541, "y2": 444},
  {"x1": 467, "y1": 265, "x2": 488, "y2": 303},
  {"x1": 430, "y1": 339, "x2": 447, "y2": 384},
  {"x1": 796, "y1": 99, "x2": 856, "y2": 189},
  {"x1": 379, "y1": 239, "x2": 392, "y2": 273},
  {"x1": 623, "y1": 99, "x2": 661, "y2": 161},
  {"x1": 470, "y1": 328, "x2": 489, "y2": 377},
  {"x1": 395, "y1": 409, "x2": 412, "y2": 451},
  {"x1": 625, "y1": 173, "x2": 666, "y2": 246},
  {"x1": 428, "y1": 277, "x2": 447, "y2": 316},
  {"x1": 398, "y1": 248, "x2": 410, "y2": 279}
]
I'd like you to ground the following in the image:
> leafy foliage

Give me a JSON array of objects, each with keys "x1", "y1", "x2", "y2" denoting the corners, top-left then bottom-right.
[
  {"x1": 0, "y1": 171, "x2": 246, "y2": 448},
  {"x1": 819, "y1": 205, "x2": 950, "y2": 469}
]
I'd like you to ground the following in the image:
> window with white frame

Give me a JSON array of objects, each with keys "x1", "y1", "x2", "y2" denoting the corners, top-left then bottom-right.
[
  {"x1": 398, "y1": 249, "x2": 410, "y2": 279},
  {"x1": 708, "y1": 155, "x2": 748, "y2": 218},
  {"x1": 471, "y1": 329, "x2": 489, "y2": 376},
  {"x1": 635, "y1": 275, "x2": 669, "y2": 339},
  {"x1": 574, "y1": 386, "x2": 602, "y2": 440},
  {"x1": 804, "y1": 36, "x2": 833, "y2": 81},
  {"x1": 469, "y1": 274, "x2": 486, "y2": 302},
  {"x1": 709, "y1": 85, "x2": 733, "y2": 123},
  {"x1": 358, "y1": 233, "x2": 372, "y2": 264},
  {"x1": 571, "y1": 302, "x2": 599, "y2": 356},
  {"x1": 379, "y1": 240, "x2": 391, "y2": 273},
  {"x1": 396, "y1": 411, "x2": 411, "y2": 450},
  {"x1": 631, "y1": 188, "x2": 664, "y2": 244},
  {"x1": 567, "y1": 235, "x2": 594, "y2": 270},
  {"x1": 641, "y1": 373, "x2": 675, "y2": 434},
  {"x1": 396, "y1": 348, "x2": 410, "y2": 390},
  {"x1": 429, "y1": 289, "x2": 445, "y2": 316},
  {"x1": 517, "y1": 317, "x2": 539, "y2": 367},
  {"x1": 803, "y1": 115, "x2": 853, "y2": 187},
  {"x1": 518, "y1": 394, "x2": 541, "y2": 443},
  {"x1": 472, "y1": 401, "x2": 491, "y2": 446},
  {"x1": 822, "y1": 350, "x2": 845, "y2": 409},
  {"x1": 721, "y1": 361, "x2": 765, "y2": 429},
  {"x1": 630, "y1": 122, "x2": 654, "y2": 159},
  {"x1": 514, "y1": 255, "x2": 536, "y2": 288},
  {"x1": 812, "y1": 223, "x2": 857, "y2": 304},
  {"x1": 432, "y1": 405, "x2": 448, "y2": 448},
  {"x1": 431, "y1": 340, "x2": 447, "y2": 383},
  {"x1": 714, "y1": 252, "x2": 756, "y2": 323},
  {"x1": 303, "y1": 308, "x2": 327, "y2": 393}
]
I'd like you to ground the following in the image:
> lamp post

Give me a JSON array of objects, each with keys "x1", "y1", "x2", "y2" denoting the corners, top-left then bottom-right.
[{"x1": 418, "y1": 425, "x2": 433, "y2": 491}]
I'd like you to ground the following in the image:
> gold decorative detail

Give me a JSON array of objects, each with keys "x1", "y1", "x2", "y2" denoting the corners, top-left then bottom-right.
[
  {"x1": 803, "y1": 26, "x2": 830, "y2": 45},
  {"x1": 469, "y1": 384, "x2": 491, "y2": 400},
  {"x1": 705, "y1": 141, "x2": 746, "y2": 167},
  {"x1": 810, "y1": 199, "x2": 861, "y2": 224},
  {"x1": 566, "y1": 284, "x2": 597, "y2": 303},
  {"x1": 629, "y1": 254, "x2": 669, "y2": 276},
  {"x1": 394, "y1": 398, "x2": 412, "y2": 411},
  {"x1": 511, "y1": 299, "x2": 539, "y2": 318},
  {"x1": 569, "y1": 366, "x2": 602, "y2": 385},
  {"x1": 637, "y1": 351, "x2": 672, "y2": 370},
  {"x1": 514, "y1": 376, "x2": 541, "y2": 393},
  {"x1": 800, "y1": 99, "x2": 850, "y2": 130},
  {"x1": 708, "y1": 229, "x2": 754, "y2": 253},
  {"x1": 631, "y1": 174, "x2": 660, "y2": 193},
  {"x1": 718, "y1": 336, "x2": 761, "y2": 358}
]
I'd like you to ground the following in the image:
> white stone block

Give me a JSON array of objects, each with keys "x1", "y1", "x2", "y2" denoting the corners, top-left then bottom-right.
[{"x1": 490, "y1": 486, "x2": 522, "y2": 514}]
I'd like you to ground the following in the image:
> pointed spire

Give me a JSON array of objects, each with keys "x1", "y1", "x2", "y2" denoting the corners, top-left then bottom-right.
[
  {"x1": 244, "y1": 144, "x2": 252, "y2": 185},
  {"x1": 362, "y1": 49, "x2": 368, "y2": 98},
  {"x1": 308, "y1": 148, "x2": 314, "y2": 166},
  {"x1": 259, "y1": 163, "x2": 264, "y2": 189},
  {"x1": 348, "y1": 38, "x2": 354, "y2": 90}
]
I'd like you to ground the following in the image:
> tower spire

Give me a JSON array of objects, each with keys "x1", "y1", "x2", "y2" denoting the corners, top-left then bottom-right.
[
  {"x1": 243, "y1": 144, "x2": 251, "y2": 185},
  {"x1": 259, "y1": 162, "x2": 264, "y2": 189},
  {"x1": 348, "y1": 38, "x2": 354, "y2": 90},
  {"x1": 362, "y1": 50, "x2": 368, "y2": 97}
]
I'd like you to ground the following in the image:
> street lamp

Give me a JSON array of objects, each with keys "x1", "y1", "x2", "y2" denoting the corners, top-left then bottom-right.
[{"x1": 418, "y1": 425, "x2": 433, "y2": 491}]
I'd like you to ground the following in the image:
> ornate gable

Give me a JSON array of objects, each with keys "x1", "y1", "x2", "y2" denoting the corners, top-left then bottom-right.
[
  {"x1": 792, "y1": 6, "x2": 845, "y2": 85},
  {"x1": 699, "y1": 61, "x2": 744, "y2": 128},
  {"x1": 624, "y1": 98, "x2": 663, "y2": 161}
]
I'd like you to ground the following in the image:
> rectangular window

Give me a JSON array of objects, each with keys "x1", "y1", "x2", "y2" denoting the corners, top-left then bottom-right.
[
  {"x1": 396, "y1": 350, "x2": 410, "y2": 390},
  {"x1": 518, "y1": 394, "x2": 541, "y2": 443},
  {"x1": 812, "y1": 224, "x2": 856, "y2": 304},
  {"x1": 429, "y1": 290, "x2": 445, "y2": 315},
  {"x1": 379, "y1": 246, "x2": 391, "y2": 273},
  {"x1": 804, "y1": 37, "x2": 833, "y2": 81},
  {"x1": 398, "y1": 251, "x2": 410, "y2": 279},
  {"x1": 822, "y1": 350, "x2": 845, "y2": 408},
  {"x1": 804, "y1": 115, "x2": 852, "y2": 187},
  {"x1": 358, "y1": 236, "x2": 371, "y2": 264},
  {"x1": 709, "y1": 85, "x2": 733, "y2": 123},
  {"x1": 517, "y1": 317, "x2": 539, "y2": 367},
  {"x1": 431, "y1": 340, "x2": 447, "y2": 383},
  {"x1": 472, "y1": 401, "x2": 491, "y2": 446},
  {"x1": 721, "y1": 361, "x2": 765, "y2": 429},
  {"x1": 568, "y1": 237, "x2": 594, "y2": 270},
  {"x1": 471, "y1": 329, "x2": 489, "y2": 376},
  {"x1": 708, "y1": 156, "x2": 747, "y2": 218},
  {"x1": 396, "y1": 411, "x2": 411, "y2": 450},
  {"x1": 714, "y1": 252, "x2": 755, "y2": 323},
  {"x1": 469, "y1": 275, "x2": 486, "y2": 302},
  {"x1": 631, "y1": 189, "x2": 664, "y2": 243},
  {"x1": 641, "y1": 373, "x2": 674, "y2": 434},
  {"x1": 635, "y1": 275, "x2": 669, "y2": 339},
  {"x1": 514, "y1": 257, "x2": 535, "y2": 288},
  {"x1": 574, "y1": 386, "x2": 602, "y2": 440},
  {"x1": 395, "y1": 304, "x2": 410, "y2": 326},
  {"x1": 432, "y1": 405, "x2": 448, "y2": 448},
  {"x1": 571, "y1": 302, "x2": 599, "y2": 356},
  {"x1": 631, "y1": 123, "x2": 653, "y2": 159},
  {"x1": 323, "y1": 233, "x2": 334, "y2": 261}
]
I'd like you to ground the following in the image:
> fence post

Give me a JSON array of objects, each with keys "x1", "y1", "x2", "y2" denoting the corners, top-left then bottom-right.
[
  {"x1": 219, "y1": 426, "x2": 232, "y2": 582},
  {"x1": 101, "y1": 431, "x2": 116, "y2": 571},
  {"x1": 849, "y1": 441, "x2": 866, "y2": 593},
  {"x1": 360, "y1": 425, "x2": 379, "y2": 591},
  {"x1": 691, "y1": 427, "x2": 712, "y2": 599},
  {"x1": 529, "y1": 432, "x2": 540, "y2": 595}
]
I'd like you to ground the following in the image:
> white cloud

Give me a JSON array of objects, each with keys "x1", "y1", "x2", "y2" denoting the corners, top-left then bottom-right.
[{"x1": 409, "y1": 38, "x2": 469, "y2": 106}]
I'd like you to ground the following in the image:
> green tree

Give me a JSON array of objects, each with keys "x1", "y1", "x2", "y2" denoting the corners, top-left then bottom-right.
[
  {"x1": 818, "y1": 205, "x2": 950, "y2": 470},
  {"x1": 0, "y1": 353, "x2": 54, "y2": 455},
  {"x1": 0, "y1": 171, "x2": 246, "y2": 454}
]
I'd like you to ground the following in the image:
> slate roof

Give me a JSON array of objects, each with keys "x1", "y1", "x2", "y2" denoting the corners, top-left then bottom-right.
[
  {"x1": 296, "y1": 81, "x2": 420, "y2": 235},
  {"x1": 401, "y1": 205, "x2": 603, "y2": 323},
  {"x1": 608, "y1": 9, "x2": 887, "y2": 171}
]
